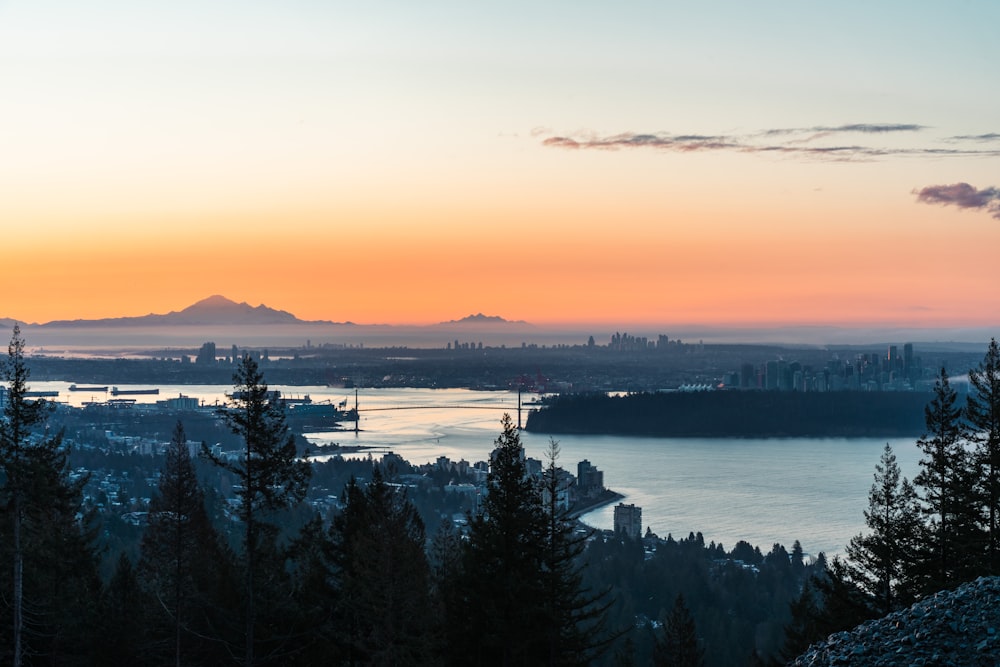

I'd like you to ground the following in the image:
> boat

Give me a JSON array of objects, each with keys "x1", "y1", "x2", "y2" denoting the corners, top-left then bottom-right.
[
  {"x1": 111, "y1": 387, "x2": 160, "y2": 396},
  {"x1": 69, "y1": 384, "x2": 108, "y2": 392},
  {"x1": 24, "y1": 390, "x2": 59, "y2": 397},
  {"x1": 280, "y1": 394, "x2": 313, "y2": 405}
]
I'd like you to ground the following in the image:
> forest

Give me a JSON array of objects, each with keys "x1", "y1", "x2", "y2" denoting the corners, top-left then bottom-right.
[
  {"x1": 3, "y1": 324, "x2": 1000, "y2": 666},
  {"x1": 525, "y1": 390, "x2": 934, "y2": 437}
]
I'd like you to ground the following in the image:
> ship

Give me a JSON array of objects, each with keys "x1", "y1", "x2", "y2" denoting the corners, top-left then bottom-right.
[
  {"x1": 69, "y1": 384, "x2": 108, "y2": 392},
  {"x1": 111, "y1": 387, "x2": 160, "y2": 396}
]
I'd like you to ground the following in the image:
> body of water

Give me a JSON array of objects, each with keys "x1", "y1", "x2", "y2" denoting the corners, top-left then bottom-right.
[{"x1": 36, "y1": 382, "x2": 922, "y2": 558}]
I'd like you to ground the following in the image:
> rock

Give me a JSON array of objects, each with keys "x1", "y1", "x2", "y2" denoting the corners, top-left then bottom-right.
[{"x1": 789, "y1": 577, "x2": 1000, "y2": 667}]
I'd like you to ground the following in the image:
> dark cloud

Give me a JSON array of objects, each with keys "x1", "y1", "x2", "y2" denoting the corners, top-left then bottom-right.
[
  {"x1": 948, "y1": 133, "x2": 1000, "y2": 142},
  {"x1": 914, "y1": 183, "x2": 1000, "y2": 219},
  {"x1": 761, "y1": 124, "x2": 924, "y2": 137},
  {"x1": 824, "y1": 123, "x2": 925, "y2": 133},
  {"x1": 541, "y1": 124, "x2": 1000, "y2": 162}
]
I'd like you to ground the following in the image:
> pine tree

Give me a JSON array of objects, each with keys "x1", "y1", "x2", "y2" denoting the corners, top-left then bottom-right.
[
  {"x1": 95, "y1": 553, "x2": 151, "y2": 665},
  {"x1": 653, "y1": 593, "x2": 705, "y2": 667},
  {"x1": 967, "y1": 338, "x2": 1000, "y2": 573},
  {"x1": 844, "y1": 443, "x2": 922, "y2": 614},
  {"x1": 286, "y1": 515, "x2": 339, "y2": 664},
  {"x1": 912, "y1": 367, "x2": 981, "y2": 591},
  {"x1": 451, "y1": 413, "x2": 549, "y2": 665},
  {"x1": 781, "y1": 579, "x2": 822, "y2": 662},
  {"x1": 0, "y1": 325, "x2": 102, "y2": 665},
  {"x1": 330, "y1": 467, "x2": 436, "y2": 665},
  {"x1": 798, "y1": 558, "x2": 878, "y2": 646},
  {"x1": 0, "y1": 325, "x2": 47, "y2": 667},
  {"x1": 539, "y1": 439, "x2": 615, "y2": 666},
  {"x1": 140, "y1": 420, "x2": 231, "y2": 666},
  {"x1": 201, "y1": 354, "x2": 311, "y2": 667}
]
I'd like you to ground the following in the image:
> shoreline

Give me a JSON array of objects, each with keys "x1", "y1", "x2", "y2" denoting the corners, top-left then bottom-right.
[{"x1": 570, "y1": 488, "x2": 625, "y2": 520}]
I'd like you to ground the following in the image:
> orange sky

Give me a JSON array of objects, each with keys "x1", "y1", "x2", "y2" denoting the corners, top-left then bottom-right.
[{"x1": 3, "y1": 2, "x2": 1000, "y2": 332}]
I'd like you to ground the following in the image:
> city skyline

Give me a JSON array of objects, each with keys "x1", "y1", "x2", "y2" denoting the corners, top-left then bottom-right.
[{"x1": 3, "y1": 1, "x2": 999, "y2": 330}]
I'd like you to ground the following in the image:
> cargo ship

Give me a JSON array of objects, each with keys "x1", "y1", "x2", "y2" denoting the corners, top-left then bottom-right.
[
  {"x1": 111, "y1": 387, "x2": 160, "y2": 396},
  {"x1": 69, "y1": 384, "x2": 108, "y2": 392}
]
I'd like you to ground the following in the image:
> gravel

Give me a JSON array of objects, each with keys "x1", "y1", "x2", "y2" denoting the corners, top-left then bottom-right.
[{"x1": 789, "y1": 576, "x2": 1000, "y2": 667}]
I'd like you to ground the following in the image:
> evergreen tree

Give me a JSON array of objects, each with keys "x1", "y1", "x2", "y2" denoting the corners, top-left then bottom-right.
[
  {"x1": 140, "y1": 420, "x2": 231, "y2": 666},
  {"x1": 801, "y1": 558, "x2": 878, "y2": 645},
  {"x1": 0, "y1": 325, "x2": 102, "y2": 665},
  {"x1": 201, "y1": 354, "x2": 311, "y2": 667},
  {"x1": 539, "y1": 439, "x2": 615, "y2": 666},
  {"x1": 781, "y1": 579, "x2": 823, "y2": 662},
  {"x1": 844, "y1": 443, "x2": 921, "y2": 614},
  {"x1": 452, "y1": 413, "x2": 549, "y2": 665},
  {"x1": 286, "y1": 515, "x2": 339, "y2": 664},
  {"x1": 0, "y1": 325, "x2": 47, "y2": 667},
  {"x1": 912, "y1": 367, "x2": 981, "y2": 591},
  {"x1": 967, "y1": 338, "x2": 1000, "y2": 573},
  {"x1": 653, "y1": 593, "x2": 704, "y2": 667},
  {"x1": 95, "y1": 553, "x2": 151, "y2": 665},
  {"x1": 330, "y1": 467, "x2": 437, "y2": 665}
]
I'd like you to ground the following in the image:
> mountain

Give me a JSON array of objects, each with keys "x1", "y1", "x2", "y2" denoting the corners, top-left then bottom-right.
[
  {"x1": 39, "y1": 295, "x2": 328, "y2": 328},
  {"x1": 441, "y1": 313, "x2": 530, "y2": 326}
]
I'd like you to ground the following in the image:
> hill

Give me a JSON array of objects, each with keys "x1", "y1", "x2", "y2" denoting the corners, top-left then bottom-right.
[{"x1": 791, "y1": 577, "x2": 1000, "y2": 666}]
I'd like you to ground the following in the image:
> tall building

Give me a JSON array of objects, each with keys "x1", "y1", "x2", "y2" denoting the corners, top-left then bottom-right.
[
  {"x1": 577, "y1": 459, "x2": 604, "y2": 495},
  {"x1": 765, "y1": 360, "x2": 778, "y2": 390},
  {"x1": 613, "y1": 503, "x2": 642, "y2": 538}
]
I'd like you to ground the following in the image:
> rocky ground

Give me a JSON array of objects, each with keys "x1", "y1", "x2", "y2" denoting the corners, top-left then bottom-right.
[{"x1": 790, "y1": 576, "x2": 1000, "y2": 666}]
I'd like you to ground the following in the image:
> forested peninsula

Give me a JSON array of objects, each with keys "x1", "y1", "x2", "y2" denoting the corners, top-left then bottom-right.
[{"x1": 525, "y1": 390, "x2": 937, "y2": 437}]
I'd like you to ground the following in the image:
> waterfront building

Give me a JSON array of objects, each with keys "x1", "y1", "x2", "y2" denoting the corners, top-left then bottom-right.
[
  {"x1": 614, "y1": 503, "x2": 642, "y2": 539},
  {"x1": 577, "y1": 459, "x2": 604, "y2": 497}
]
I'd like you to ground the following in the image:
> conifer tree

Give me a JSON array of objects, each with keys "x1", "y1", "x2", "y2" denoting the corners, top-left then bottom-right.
[
  {"x1": 95, "y1": 552, "x2": 150, "y2": 665},
  {"x1": 844, "y1": 443, "x2": 922, "y2": 614},
  {"x1": 912, "y1": 367, "x2": 981, "y2": 591},
  {"x1": 0, "y1": 325, "x2": 102, "y2": 665},
  {"x1": 452, "y1": 413, "x2": 549, "y2": 665},
  {"x1": 202, "y1": 354, "x2": 311, "y2": 667},
  {"x1": 330, "y1": 467, "x2": 436, "y2": 665},
  {"x1": 967, "y1": 338, "x2": 1000, "y2": 573},
  {"x1": 539, "y1": 439, "x2": 615, "y2": 666},
  {"x1": 0, "y1": 325, "x2": 42, "y2": 667},
  {"x1": 781, "y1": 580, "x2": 823, "y2": 662},
  {"x1": 140, "y1": 420, "x2": 230, "y2": 666},
  {"x1": 653, "y1": 593, "x2": 705, "y2": 667}
]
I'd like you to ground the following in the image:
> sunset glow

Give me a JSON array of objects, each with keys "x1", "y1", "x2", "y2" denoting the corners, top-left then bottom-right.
[{"x1": 3, "y1": 1, "x2": 999, "y2": 334}]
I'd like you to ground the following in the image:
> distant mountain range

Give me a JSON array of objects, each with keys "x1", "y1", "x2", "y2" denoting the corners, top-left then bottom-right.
[
  {"x1": 36, "y1": 295, "x2": 327, "y2": 328},
  {"x1": 440, "y1": 313, "x2": 529, "y2": 326},
  {"x1": 19, "y1": 296, "x2": 528, "y2": 330}
]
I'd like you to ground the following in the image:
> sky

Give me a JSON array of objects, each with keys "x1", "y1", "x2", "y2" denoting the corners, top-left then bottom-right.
[{"x1": 2, "y1": 1, "x2": 999, "y2": 332}]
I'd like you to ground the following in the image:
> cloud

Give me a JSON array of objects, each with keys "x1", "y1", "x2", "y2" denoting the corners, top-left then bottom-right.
[
  {"x1": 914, "y1": 183, "x2": 1000, "y2": 219},
  {"x1": 541, "y1": 124, "x2": 1000, "y2": 161},
  {"x1": 947, "y1": 133, "x2": 1000, "y2": 142}
]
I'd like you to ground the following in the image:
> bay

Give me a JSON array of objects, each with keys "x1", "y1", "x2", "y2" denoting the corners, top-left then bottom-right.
[{"x1": 35, "y1": 382, "x2": 922, "y2": 558}]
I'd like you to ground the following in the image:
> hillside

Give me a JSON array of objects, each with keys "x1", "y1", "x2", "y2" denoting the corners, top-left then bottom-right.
[{"x1": 791, "y1": 577, "x2": 1000, "y2": 666}]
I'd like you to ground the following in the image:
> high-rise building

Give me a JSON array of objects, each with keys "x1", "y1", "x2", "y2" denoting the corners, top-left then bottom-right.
[
  {"x1": 577, "y1": 459, "x2": 603, "y2": 494},
  {"x1": 765, "y1": 360, "x2": 778, "y2": 390},
  {"x1": 613, "y1": 503, "x2": 642, "y2": 538}
]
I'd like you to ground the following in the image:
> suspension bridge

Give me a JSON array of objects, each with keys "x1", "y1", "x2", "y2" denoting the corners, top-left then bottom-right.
[{"x1": 343, "y1": 389, "x2": 535, "y2": 431}]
